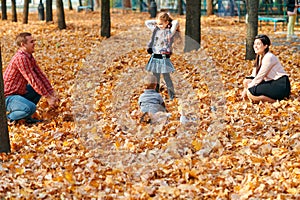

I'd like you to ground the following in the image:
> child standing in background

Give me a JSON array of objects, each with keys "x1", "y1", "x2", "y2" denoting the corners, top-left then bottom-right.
[{"x1": 145, "y1": 12, "x2": 180, "y2": 100}]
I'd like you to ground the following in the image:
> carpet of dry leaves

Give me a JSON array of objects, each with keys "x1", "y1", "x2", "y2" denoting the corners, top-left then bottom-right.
[{"x1": 0, "y1": 9, "x2": 300, "y2": 199}]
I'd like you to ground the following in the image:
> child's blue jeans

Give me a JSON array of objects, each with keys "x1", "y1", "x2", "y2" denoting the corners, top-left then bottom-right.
[{"x1": 5, "y1": 85, "x2": 41, "y2": 121}]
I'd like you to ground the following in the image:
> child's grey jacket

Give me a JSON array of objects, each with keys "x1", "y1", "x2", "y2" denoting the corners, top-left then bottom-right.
[{"x1": 138, "y1": 89, "x2": 166, "y2": 113}]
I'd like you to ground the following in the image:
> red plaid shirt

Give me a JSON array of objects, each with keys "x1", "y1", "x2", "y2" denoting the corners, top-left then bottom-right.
[{"x1": 4, "y1": 50, "x2": 54, "y2": 97}]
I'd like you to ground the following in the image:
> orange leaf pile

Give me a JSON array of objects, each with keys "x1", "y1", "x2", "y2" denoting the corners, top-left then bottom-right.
[{"x1": 0, "y1": 10, "x2": 300, "y2": 199}]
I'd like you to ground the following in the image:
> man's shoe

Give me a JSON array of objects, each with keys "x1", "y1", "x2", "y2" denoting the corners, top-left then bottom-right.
[
  {"x1": 25, "y1": 118, "x2": 43, "y2": 124},
  {"x1": 7, "y1": 119, "x2": 16, "y2": 126},
  {"x1": 7, "y1": 117, "x2": 17, "y2": 125}
]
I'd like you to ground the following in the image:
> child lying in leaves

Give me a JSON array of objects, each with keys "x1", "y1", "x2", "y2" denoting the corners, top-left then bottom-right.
[{"x1": 138, "y1": 74, "x2": 167, "y2": 124}]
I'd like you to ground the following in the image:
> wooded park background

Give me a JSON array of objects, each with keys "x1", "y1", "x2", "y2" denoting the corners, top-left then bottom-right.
[{"x1": 0, "y1": 1, "x2": 300, "y2": 198}]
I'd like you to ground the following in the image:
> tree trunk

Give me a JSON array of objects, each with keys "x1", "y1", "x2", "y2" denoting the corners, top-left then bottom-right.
[
  {"x1": 56, "y1": 0, "x2": 66, "y2": 29},
  {"x1": 123, "y1": 0, "x2": 131, "y2": 9},
  {"x1": 79, "y1": 0, "x2": 82, "y2": 6},
  {"x1": 11, "y1": 0, "x2": 17, "y2": 22},
  {"x1": 184, "y1": 0, "x2": 201, "y2": 52},
  {"x1": 245, "y1": 0, "x2": 258, "y2": 60},
  {"x1": 1, "y1": 0, "x2": 7, "y2": 20},
  {"x1": 95, "y1": 0, "x2": 100, "y2": 9},
  {"x1": 206, "y1": 0, "x2": 213, "y2": 16},
  {"x1": 147, "y1": 0, "x2": 150, "y2": 13},
  {"x1": 139, "y1": 0, "x2": 143, "y2": 12},
  {"x1": 178, "y1": 0, "x2": 183, "y2": 15},
  {"x1": 46, "y1": 0, "x2": 53, "y2": 22},
  {"x1": 68, "y1": 0, "x2": 73, "y2": 10},
  {"x1": 228, "y1": 0, "x2": 235, "y2": 16},
  {"x1": 0, "y1": 46, "x2": 10, "y2": 154},
  {"x1": 23, "y1": 0, "x2": 29, "y2": 24},
  {"x1": 277, "y1": 0, "x2": 283, "y2": 14},
  {"x1": 101, "y1": 0, "x2": 110, "y2": 38}
]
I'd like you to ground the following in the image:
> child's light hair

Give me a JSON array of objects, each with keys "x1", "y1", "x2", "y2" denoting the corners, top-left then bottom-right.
[
  {"x1": 157, "y1": 12, "x2": 173, "y2": 23},
  {"x1": 144, "y1": 74, "x2": 157, "y2": 89}
]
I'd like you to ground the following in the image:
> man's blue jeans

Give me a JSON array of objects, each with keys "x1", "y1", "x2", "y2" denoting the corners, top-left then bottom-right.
[{"x1": 5, "y1": 85, "x2": 41, "y2": 121}]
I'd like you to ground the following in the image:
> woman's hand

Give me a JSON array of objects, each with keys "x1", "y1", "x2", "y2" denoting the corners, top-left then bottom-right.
[{"x1": 241, "y1": 89, "x2": 248, "y2": 100}]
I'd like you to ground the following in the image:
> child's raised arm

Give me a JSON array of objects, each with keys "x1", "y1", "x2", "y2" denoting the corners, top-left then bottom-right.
[
  {"x1": 145, "y1": 20, "x2": 157, "y2": 31},
  {"x1": 170, "y1": 20, "x2": 179, "y2": 36}
]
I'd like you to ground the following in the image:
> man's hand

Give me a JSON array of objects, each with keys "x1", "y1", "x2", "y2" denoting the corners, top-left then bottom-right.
[{"x1": 46, "y1": 93, "x2": 60, "y2": 109}]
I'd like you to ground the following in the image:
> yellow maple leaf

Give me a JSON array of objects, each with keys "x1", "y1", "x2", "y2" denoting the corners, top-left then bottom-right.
[
  {"x1": 114, "y1": 140, "x2": 121, "y2": 150},
  {"x1": 64, "y1": 171, "x2": 75, "y2": 184},
  {"x1": 63, "y1": 141, "x2": 69, "y2": 147},
  {"x1": 192, "y1": 139, "x2": 202, "y2": 151},
  {"x1": 15, "y1": 167, "x2": 25, "y2": 175},
  {"x1": 287, "y1": 188, "x2": 298, "y2": 195}
]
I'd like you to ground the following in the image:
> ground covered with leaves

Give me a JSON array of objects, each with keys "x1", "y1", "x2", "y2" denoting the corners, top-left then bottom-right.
[{"x1": 0, "y1": 10, "x2": 300, "y2": 199}]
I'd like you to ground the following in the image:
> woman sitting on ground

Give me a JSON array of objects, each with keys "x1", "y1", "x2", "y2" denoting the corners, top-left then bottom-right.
[{"x1": 241, "y1": 34, "x2": 291, "y2": 103}]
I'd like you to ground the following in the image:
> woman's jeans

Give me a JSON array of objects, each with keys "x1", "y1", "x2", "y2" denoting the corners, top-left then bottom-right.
[{"x1": 5, "y1": 85, "x2": 41, "y2": 121}]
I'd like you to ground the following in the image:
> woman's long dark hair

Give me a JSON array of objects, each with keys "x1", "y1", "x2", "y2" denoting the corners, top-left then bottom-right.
[{"x1": 254, "y1": 34, "x2": 271, "y2": 74}]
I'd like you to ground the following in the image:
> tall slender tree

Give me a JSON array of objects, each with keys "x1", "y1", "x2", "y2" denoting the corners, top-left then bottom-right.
[
  {"x1": 147, "y1": 0, "x2": 151, "y2": 13},
  {"x1": 123, "y1": 0, "x2": 131, "y2": 9},
  {"x1": 184, "y1": 0, "x2": 201, "y2": 52},
  {"x1": 0, "y1": 46, "x2": 10, "y2": 154},
  {"x1": 206, "y1": 0, "x2": 214, "y2": 16},
  {"x1": 46, "y1": 0, "x2": 53, "y2": 22},
  {"x1": 11, "y1": 0, "x2": 17, "y2": 22},
  {"x1": 178, "y1": 0, "x2": 184, "y2": 15},
  {"x1": 68, "y1": 0, "x2": 73, "y2": 10},
  {"x1": 95, "y1": 0, "x2": 100, "y2": 9},
  {"x1": 277, "y1": 0, "x2": 284, "y2": 14},
  {"x1": 1, "y1": 0, "x2": 7, "y2": 20},
  {"x1": 228, "y1": 0, "x2": 235, "y2": 16},
  {"x1": 101, "y1": 0, "x2": 110, "y2": 38},
  {"x1": 23, "y1": 0, "x2": 30, "y2": 24},
  {"x1": 139, "y1": 0, "x2": 143, "y2": 12},
  {"x1": 245, "y1": 0, "x2": 259, "y2": 60},
  {"x1": 56, "y1": 0, "x2": 66, "y2": 29}
]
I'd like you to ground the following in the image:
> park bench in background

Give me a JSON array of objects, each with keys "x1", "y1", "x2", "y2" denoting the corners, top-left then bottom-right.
[
  {"x1": 258, "y1": 2, "x2": 287, "y2": 32},
  {"x1": 258, "y1": 16, "x2": 287, "y2": 31}
]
